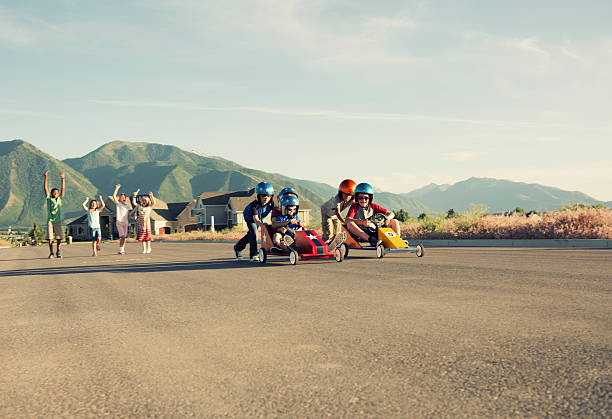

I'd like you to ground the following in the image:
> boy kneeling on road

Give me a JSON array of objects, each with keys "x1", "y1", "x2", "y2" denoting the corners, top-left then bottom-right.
[{"x1": 345, "y1": 182, "x2": 400, "y2": 246}]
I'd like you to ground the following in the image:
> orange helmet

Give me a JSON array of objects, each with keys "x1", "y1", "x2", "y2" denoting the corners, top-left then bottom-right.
[{"x1": 338, "y1": 179, "x2": 357, "y2": 195}]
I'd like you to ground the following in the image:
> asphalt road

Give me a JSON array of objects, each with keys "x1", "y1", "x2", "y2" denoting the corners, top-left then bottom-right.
[{"x1": 1, "y1": 242, "x2": 610, "y2": 417}]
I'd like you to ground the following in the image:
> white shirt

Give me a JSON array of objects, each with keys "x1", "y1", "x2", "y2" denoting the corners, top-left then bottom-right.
[{"x1": 116, "y1": 202, "x2": 130, "y2": 223}]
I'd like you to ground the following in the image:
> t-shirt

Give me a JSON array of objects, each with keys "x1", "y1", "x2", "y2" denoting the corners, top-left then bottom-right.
[
  {"x1": 275, "y1": 214, "x2": 301, "y2": 230},
  {"x1": 243, "y1": 200, "x2": 274, "y2": 222},
  {"x1": 87, "y1": 209, "x2": 100, "y2": 229},
  {"x1": 46, "y1": 195, "x2": 62, "y2": 223},
  {"x1": 347, "y1": 202, "x2": 387, "y2": 221},
  {"x1": 116, "y1": 202, "x2": 130, "y2": 223},
  {"x1": 321, "y1": 195, "x2": 353, "y2": 218}
]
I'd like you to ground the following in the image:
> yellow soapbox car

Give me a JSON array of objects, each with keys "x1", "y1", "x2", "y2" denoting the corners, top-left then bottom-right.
[{"x1": 340, "y1": 213, "x2": 424, "y2": 259}]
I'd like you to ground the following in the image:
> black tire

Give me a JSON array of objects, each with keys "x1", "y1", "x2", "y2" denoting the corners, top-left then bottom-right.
[
  {"x1": 258, "y1": 248, "x2": 267, "y2": 263},
  {"x1": 289, "y1": 250, "x2": 299, "y2": 265},
  {"x1": 376, "y1": 243, "x2": 385, "y2": 258},
  {"x1": 416, "y1": 244, "x2": 424, "y2": 258},
  {"x1": 334, "y1": 248, "x2": 344, "y2": 262}
]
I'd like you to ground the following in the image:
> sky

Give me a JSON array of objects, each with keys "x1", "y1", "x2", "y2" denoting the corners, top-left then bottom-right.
[{"x1": 1, "y1": 0, "x2": 611, "y2": 200}]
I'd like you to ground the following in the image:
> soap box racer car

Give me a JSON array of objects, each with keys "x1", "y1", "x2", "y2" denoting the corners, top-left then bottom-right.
[
  {"x1": 258, "y1": 224, "x2": 344, "y2": 265},
  {"x1": 341, "y1": 213, "x2": 424, "y2": 259}
]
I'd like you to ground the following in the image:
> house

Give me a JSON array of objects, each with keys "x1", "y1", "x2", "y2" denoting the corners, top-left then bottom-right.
[
  {"x1": 193, "y1": 189, "x2": 311, "y2": 230},
  {"x1": 68, "y1": 197, "x2": 197, "y2": 240}
]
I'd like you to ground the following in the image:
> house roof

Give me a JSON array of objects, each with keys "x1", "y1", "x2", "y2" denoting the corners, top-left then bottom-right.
[{"x1": 197, "y1": 189, "x2": 254, "y2": 206}]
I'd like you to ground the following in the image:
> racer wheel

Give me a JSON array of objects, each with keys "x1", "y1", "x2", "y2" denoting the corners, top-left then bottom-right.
[
  {"x1": 258, "y1": 248, "x2": 267, "y2": 263},
  {"x1": 334, "y1": 248, "x2": 344, "y2": 262},
  {"x1": 289, "y1": 250, "x2": 299, "y2": 265},
  {"x1": 416, "y1": 244, "x2": 424, "y2": 258},
  {"x1": 376, "y1": 243, "x2": 385, "y2": 258}
]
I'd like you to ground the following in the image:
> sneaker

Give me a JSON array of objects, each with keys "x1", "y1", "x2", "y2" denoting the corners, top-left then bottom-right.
[
  {"x1": 328, "y1": 231, "x2": 347, "y2": 252},
  {"x1": 249, "y1": 255, "x2": 260, "y2": 262},
  {"x1": 55, "y1": 251, "x2": 62, "y2": 258},
  {"x1": 368, "y1": 236, "x2": 378, "y2": 247},
  {"x1": 146, "y1": 248, "x2": 151, "y2": 254},
  {"x1": 234, "y1": 246, "x2": 243, "y2": 260},
  {"x1": 118, "y1": 250, "x2": 125, "y2": 255},
  {"x1": 48, "y1": 253, "x2": 55, "y2": 259},
  {"x1": 282, "y1": 235, "x2": 294, "y2": 246}
]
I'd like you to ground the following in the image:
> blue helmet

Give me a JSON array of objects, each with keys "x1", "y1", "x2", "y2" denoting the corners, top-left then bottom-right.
[
  {"x1": 280, "y1": 194, "x2": 299, "y2": 208},
  {"x1": 255, "y1": 181, "x2": 274, "y2": 195},
  {"x1": 278, "y1": 187, "x2": 298, "y2": 200},
  {"x1": 280, "y1": 194, "x2": 299, "y2": 214},
  {"x1": 355, "y1": 182, "x2": 374, "y2": 202}
]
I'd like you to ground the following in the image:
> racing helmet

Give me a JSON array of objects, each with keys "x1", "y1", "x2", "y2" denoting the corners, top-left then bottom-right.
[
  {"x1": 354, "y1": 182, "x2": 374, "y2": 203},
  {"x1": 255, "y1": 181, "x2": 274, "y2": 196},
  {"x1": 338, "y1": 179, "x2": 357, "y2": 196},
  {"x1": 278, "y1": 187, "x2": 298, "y2": 200},
  {"x1": 280, "y1": 194, "x2": 300, "y2": 214}
]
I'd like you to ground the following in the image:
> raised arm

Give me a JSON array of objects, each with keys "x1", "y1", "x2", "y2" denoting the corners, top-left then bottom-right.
[
  {"x1": 43, "y1": 171, "x2": 49, "y2": 197},
  {"x1": 98, "y1": 195, "x2": 106, "y2": 210},
  {"x1": 131, "y1": 191, "x2": 138, "y2": 208},
  {"x1": 59, "y1": 173, "x2": 65, "y2": 198},
  {"x1": 82, "y1": 197, "x2": 90, "y2": 211},
  {"x1": 112, "y1": 184, "x2": 120, "y2": 204},
  {"x1": 148, "y1": 192, "x2": 156, "y2": 207}
]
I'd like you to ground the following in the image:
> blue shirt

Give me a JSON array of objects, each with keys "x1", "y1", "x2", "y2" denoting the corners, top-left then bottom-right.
[
  {"x1": 243, "y1": 200, "x2": 274, "y2": 222},
  {"x1": 275, "y1": 214, "x2": 301, "y2": 230}
]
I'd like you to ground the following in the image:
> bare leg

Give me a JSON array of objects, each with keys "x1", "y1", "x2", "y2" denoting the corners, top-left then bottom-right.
[
  {"x1": 48, "y1": 240, "x2": 54, "y2": 254},
  {"x1": 388, "y1": 219, "x2": 400, "y2": 236},
  {"x1": 92, "y1": 240, "x2": 96, "y2": 256},
  {"x1": 346, "y1": 220, "x2": 370, "y2": 241}
]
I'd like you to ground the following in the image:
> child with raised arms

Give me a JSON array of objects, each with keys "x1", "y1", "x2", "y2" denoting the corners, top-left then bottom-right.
[
  {"x1": 112, "y1": 184, "x2": 130, "y2": 255},
  {"x1": 82, "y1": 195, "x2": 106, "y2": 256}
]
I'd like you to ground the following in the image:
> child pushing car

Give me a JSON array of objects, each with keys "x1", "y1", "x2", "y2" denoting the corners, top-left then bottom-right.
[{"x1": 233, "y1": 182, "x2": 275, "y2": 261}]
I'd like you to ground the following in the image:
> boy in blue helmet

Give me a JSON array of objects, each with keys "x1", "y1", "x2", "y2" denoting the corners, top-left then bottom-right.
[
  {"x1": 234, "y1": 182, "x2": 276, "y2": 261},
  {"x1": 272, "y1": 187, "x2": 298, "y2": 220},
  {"x1": 346, "y1": 182, "x2": 400, "y2": 247},
  {"x1": 271, "y1": 194, "x2": 305, "y2": 250}
]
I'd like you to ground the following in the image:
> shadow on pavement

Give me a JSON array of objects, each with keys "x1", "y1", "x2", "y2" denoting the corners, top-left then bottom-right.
[{"x1": 0, "y1": 258, "x2": 277, "y2": 278}]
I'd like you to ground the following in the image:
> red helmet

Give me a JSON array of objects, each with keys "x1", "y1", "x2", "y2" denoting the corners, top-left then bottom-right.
[{"x1": 338, "y1": 179, "x2": 357, "y2": 195}]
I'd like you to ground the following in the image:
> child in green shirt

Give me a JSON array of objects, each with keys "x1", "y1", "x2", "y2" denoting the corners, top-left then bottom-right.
[{"x1": 43, "y1": 171, "x2": 65, "y2": 258}]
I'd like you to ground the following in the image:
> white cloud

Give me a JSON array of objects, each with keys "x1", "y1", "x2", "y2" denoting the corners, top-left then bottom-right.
[
  {"x1": 443, "y1": 151, "x2": 482, "y2": 162},
  {"x1": 88, "y1": 100, "x2": 610, "y2": 132},
  {"x1": 525, "y1": 136, "x2": 561, "y2": 143},
  {"x1": 0, "y1": 8, "x2": 37, "y2": 45}
]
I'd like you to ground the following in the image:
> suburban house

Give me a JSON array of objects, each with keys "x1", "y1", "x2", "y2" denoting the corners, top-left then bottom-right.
[
  {"x1": 67, "y1": 197, "x2": 197, "y2": 240},
  {"x1": 67, "y1": 189, "x2": 312, "y2": 240},
  {"x1": 192, "y1": 189, "x2": 311, "y2": 230}
]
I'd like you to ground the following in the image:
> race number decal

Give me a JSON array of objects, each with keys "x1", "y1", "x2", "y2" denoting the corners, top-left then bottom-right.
[{"x1": 385, "y1": 231, "x2": 397, "y2": 238}]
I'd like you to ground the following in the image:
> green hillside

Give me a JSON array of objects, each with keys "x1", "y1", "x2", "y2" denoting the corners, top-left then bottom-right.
[
  {"x1": 0, "y1": 140, "x2": 98, "y2": 227},
  {"x1": 401, "y1": 177, "x2": 607, "y2": 213},
  {"x1": 62, "y1": 141, "x2": 338, "y2": 209}
]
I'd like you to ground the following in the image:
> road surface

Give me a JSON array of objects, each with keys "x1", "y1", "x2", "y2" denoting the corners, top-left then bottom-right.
[{"x1": 1, "y1": 242, "x2": 610, "y2": 417}]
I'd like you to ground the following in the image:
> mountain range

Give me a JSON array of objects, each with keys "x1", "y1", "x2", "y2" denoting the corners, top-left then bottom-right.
[{"x1": 0, "y1": 139, "x2": 609, "y2": 227}]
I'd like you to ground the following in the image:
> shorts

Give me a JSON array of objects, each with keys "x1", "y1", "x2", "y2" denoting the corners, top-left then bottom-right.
[
  {"x1": 321, "y1": 215, "x2": 342, "y2": 242},
  {"x1": 116, "y1": 221, "x2": 128, "y2": 238},
  {"x1": 89, "y1": 227, "x2": 101, "y2": 241},
  {"x1": 47, "y1": 221, "x2": 63, "y2": 241}
]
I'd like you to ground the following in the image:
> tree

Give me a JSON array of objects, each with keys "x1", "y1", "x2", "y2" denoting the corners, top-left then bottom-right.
[
  {"x1": 417, "y1": 212, "x2": 427, "y2": 221},
  {"x1": 28, "y1": 224, "x2": 44, "y2": 245},
  {"x1": 395, "y1": 209, "x2": 410, "y2": 222},
  {"x1": 514, "y1": 207, "x2": 525, "y2": 214},
  {"x1": 446, "y1": 208, "x2": 457, "y2": 219}
]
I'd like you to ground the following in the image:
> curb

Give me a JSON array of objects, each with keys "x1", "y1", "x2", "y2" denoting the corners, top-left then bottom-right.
[{"x1": 409, "y1": 239, "x2": 611, "y2": 248}]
